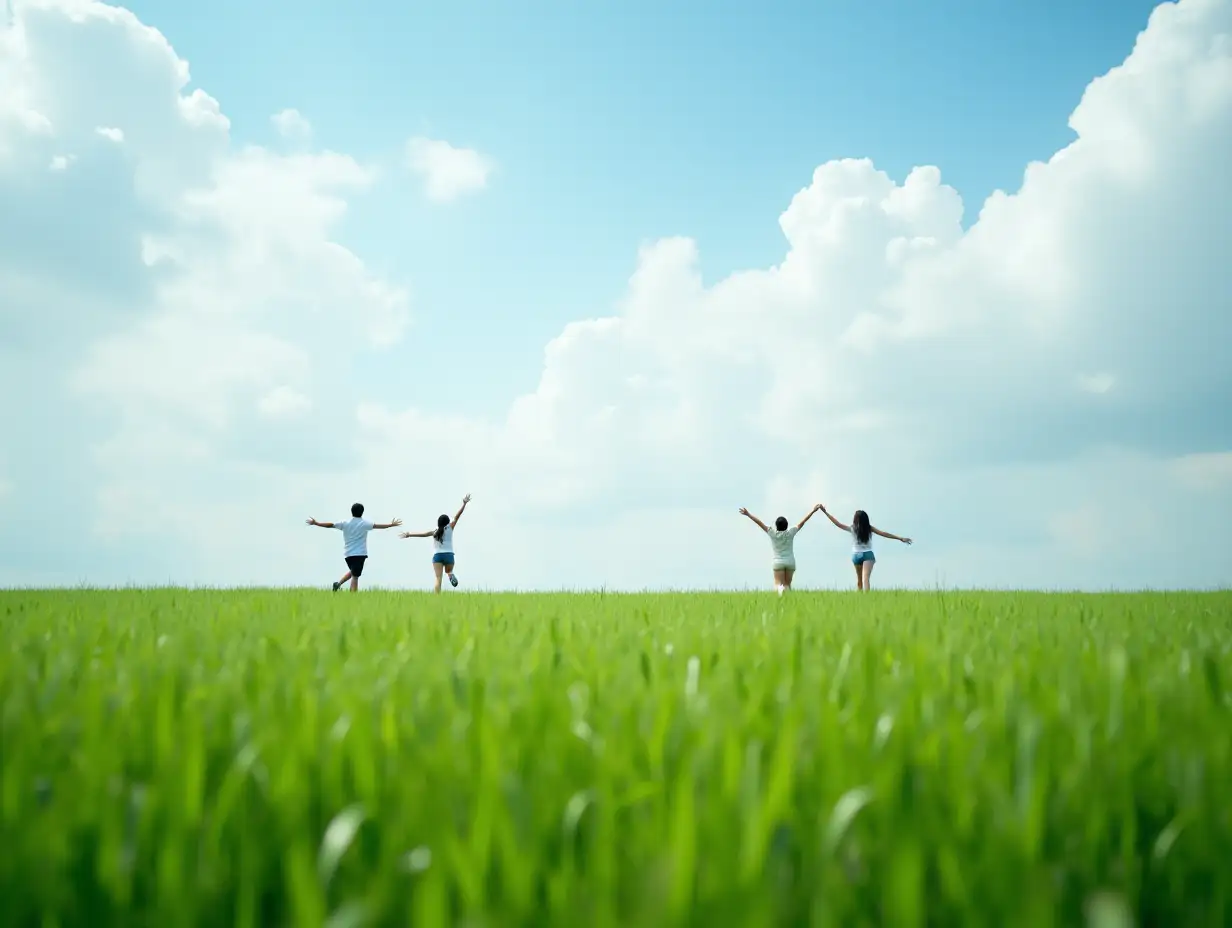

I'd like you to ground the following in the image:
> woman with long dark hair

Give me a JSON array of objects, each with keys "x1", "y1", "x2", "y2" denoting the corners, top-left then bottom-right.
[
  {"x1": 400, "y1": 494, "x2": 471, "y2": 592},
  {"x1": 818, "y1": 504, "x2": 912, "y2": 590}
]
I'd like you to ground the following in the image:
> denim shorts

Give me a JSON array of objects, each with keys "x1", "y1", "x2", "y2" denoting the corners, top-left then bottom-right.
[
  {"x1": 432, "y1": 552, "x2": 455, "y2": 566},
  {"x1": 851, "y1": 550, "x2": 876, "y2": 565}
]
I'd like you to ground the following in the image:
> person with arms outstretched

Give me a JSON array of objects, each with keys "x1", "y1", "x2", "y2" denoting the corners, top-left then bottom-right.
[
  {"x1": 738, "y1": 504, "x2": 823, "y2": 593},
  {"x1": 400, "y1": 494, "x2": 471, "y2": 592},
  {"x1": 306, "y1": 502, "x2": 402, "y2": 592},
  {"x1": 817, "y1": 504, "x2": 912, "y2": 591}
]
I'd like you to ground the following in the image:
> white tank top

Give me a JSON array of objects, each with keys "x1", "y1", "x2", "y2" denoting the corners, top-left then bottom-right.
[
  {"x1": 851, "y1": 526, "x2": 872, "y2": 553},
  {"x1": 433, "y1": 525, "x2": 454, "y2": 553}
]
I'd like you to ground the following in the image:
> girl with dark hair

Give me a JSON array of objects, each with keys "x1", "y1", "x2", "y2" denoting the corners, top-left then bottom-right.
[
  {"x1": 818, "y1": 503, "x2": 912, "y2": 591},
  {"x1": 400, "y1": 494, "x2": 471, "y2": 592},
  {"x1": 738, "y1": 503, "x2": 823, "y2": 593}
]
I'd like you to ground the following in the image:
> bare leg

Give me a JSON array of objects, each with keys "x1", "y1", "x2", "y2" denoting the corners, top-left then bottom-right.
[
  {"x1": 350, "y1": 575, "x2": 359, "y2": 592},
  {"x1": 334, "y1": 570, "x2": 352, "y2": 592},
  {"x1": 861, "y1": 560, "x2": 875, "y2": 591},
  {"x1": 782, "y1": 567, "x2": 795, "y2": 590},
  {"x1": 853, "y1": 563, "x2": 863, "y2": 591},
  {"x1": 772, "y1": 568, "x2": 787, "y2": 591},
  {"x1": 432, "y1": 561, "x2": 444, "y2": 594}
]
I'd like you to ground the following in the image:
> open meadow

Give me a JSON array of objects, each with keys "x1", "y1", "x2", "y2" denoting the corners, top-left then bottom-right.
[{"x1": 1, "y1": 589, "x2": 1230, "y2": 926}]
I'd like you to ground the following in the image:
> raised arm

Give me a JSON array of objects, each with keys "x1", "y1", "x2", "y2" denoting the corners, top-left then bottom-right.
[
  {"x1": 795, "y1": 503, "x2": 822, "y2": 531},
  {"x1": 305, "y1": 518, "x2": 335, "y2": 528},
  {"x1": 451, "y1": 493, "x2": 472, "y2": 528},
  {"x1": 398, "y1": 529, "x2": 434, "y2": 539},
  {"x1": 738, "y1": 507, "x2": 770, "y2": 532},
  {"x1": 872, "y1": 525, "x2": 913, "y2": 544},
  {"x1": 372, "y1": 518, "x2": 403, "y2": 530},
  {"x1": 817, "y1": 504, "x2": 850, "y2": 532}
]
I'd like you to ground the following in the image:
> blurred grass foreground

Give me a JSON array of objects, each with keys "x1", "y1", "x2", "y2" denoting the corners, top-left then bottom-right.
[{"x1": 1, "y1": 589, "x2": 1230, "y2": 926}]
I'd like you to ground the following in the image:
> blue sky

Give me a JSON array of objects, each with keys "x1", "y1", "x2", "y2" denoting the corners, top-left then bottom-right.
[
  {"x1": 124, "y1": 0, "x2": 1164, "y2": 416},
  {"x1": 1, "y1": 0, "x2": 1229, "y2": 591}
]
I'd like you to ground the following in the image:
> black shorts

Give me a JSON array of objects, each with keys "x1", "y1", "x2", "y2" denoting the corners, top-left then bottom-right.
[{"x1": 345, "y1": 555, "x2": 368, "y2": 577}]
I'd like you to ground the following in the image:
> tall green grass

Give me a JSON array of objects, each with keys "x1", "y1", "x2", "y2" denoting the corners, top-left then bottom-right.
[{"x1": 1, "y1": 590, "x2": 1230, "y2": 926}]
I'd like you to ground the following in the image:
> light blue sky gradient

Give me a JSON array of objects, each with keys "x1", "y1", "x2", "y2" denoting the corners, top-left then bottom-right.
[
  {"x1": 124, "y1": 0, "x2": 1163, "y2": 416},
  {"x1": 1, "y1": 0, "x2": 1228, "y2": 591}
]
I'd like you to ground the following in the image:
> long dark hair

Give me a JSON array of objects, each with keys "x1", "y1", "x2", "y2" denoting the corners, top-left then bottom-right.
[
  {"x1": 433, "y1": 514, "x2": 450, "y2": 542},
  {"x1": 852, "y1": 510, "x2": 871, "y2": 545}
]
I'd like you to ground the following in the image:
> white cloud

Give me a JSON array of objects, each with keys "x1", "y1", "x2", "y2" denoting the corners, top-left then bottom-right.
[
  {"x1": 1079, "y1": 372, "x2": 1116, "y2": 394},
  {"x1": 48, "y1": 152, "x2": 70, "y2": 170},
  {"x1": 95, "y1": 125, "x2": 123, "y2": 142},
  {"x1": 258, "y1": 385, "x2": 312, "y2": 419},
  {"x1": 0, "y1": 0, "x2": 1229, "y2": 591},
  {"x1": 271, "y1": 107, "x2": 311, "y2": 141},
  {"x1": 1173, "y1": 451, "x2": 1232, "y2": 491},
  {"x1": 405, "y1": 135, "x2": 494, "y2": 202}
]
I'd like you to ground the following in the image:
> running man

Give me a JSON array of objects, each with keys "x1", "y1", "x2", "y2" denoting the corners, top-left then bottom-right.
[
  {"x1": 817, "y1": 504, "x2": 912, "y2": 591},
  {"x1": 306, "y1": 503, "x2": 402, "y2": 591},
  {"x1": 400, "y1": 494, "x2": 471, "y2": 593},
  {"x1": 738, "y1": 503, "x2": 823, "y2": 593}
]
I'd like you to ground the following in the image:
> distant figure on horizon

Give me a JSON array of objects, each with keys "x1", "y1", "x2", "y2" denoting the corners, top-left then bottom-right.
[
  {"x1": 306, "y1": 504, "x2": 402, "y2": 592},
  {"x1": 738, "y1": 503, "x2": 823, "y2": 594},
  {"x1": 817, "y1": 504, "x2": 912, "y2": 591},
  {"x1": 400, "y1": 494, "x2": 471, "y2": 593}
]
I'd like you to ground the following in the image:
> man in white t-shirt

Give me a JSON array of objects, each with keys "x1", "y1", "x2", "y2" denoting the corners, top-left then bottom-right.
[{"x1": 306, "y1": 502, "x2": 402, "y2": 592}]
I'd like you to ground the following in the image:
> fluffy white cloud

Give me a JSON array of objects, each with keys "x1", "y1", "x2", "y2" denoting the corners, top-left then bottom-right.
[
  {"x1": 405, "y1": 135, "x2": 494, "y2": 202},
  {"x1": 0, "y1": 0, "x2": 1229, "y2": 591},
  {"x1": 271, "y1": 107, "x2": 311, "y2": 141},
  {"x1": 0, "y1": 0, "x2": 408, "y2": 583}
]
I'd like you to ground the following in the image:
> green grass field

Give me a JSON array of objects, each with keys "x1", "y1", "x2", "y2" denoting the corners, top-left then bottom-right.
[{"x1": 2, "y1": 589, "x2": 1230, "y2": 926}]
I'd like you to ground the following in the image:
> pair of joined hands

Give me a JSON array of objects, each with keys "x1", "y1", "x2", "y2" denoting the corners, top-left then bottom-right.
[{"x1": 737, "y1": 502, "x2": 829, "y2": 516}]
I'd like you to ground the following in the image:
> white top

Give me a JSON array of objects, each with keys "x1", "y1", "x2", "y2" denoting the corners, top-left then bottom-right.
[
  {"x1": 333, "y1": 517, "x2": 374, "y2": 556},
  {"x1": 767, "y1": 526, "x2": 799, "y2": 563},
  {"x1": 851, "y1": 527, "x2": 873, "y2": 554},
  {"x1": 434, "y1": 524, "x2": 454, "y2": 554}
]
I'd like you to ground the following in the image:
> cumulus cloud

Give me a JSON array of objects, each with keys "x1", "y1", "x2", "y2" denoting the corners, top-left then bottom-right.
[
  {"x1": 271, "y1": 107, "x2": 311, "y2": 141},
  {"x1": 405, "y1": 135, "x2": 494, "y2": 202},
  {"x1": 0, "y1": 0, "x2": 408, "y2": 584},
  {"x1": 0, "y1": 0, "x2": 1228, "y2": 591}
]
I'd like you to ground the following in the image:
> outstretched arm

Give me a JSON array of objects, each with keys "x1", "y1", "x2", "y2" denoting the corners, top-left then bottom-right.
[
  {"x1": 795, "y1": 503, "x2": 822, "y2": 531},
  {"x1": 399, "y1": 529, "x2": 434, "y2": 539},
  {"x1": 738, "y1": 507, "x2": 770, "y2": 532},
  {"x1": 817, "y1": 505, "x2": 851, "y2": 533},
  {"x1": 872, "y1": 525, "x2": 913, "y2": 544},
  {"x1": 372, "y1": 518, "x2": 403, "y2": 530},
  {"x1": 306, "y1": 518, "x2": 335, "y2": 528},
  {"x1": 451, "y1": 493, "x2": 472, "y2": 528}
]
